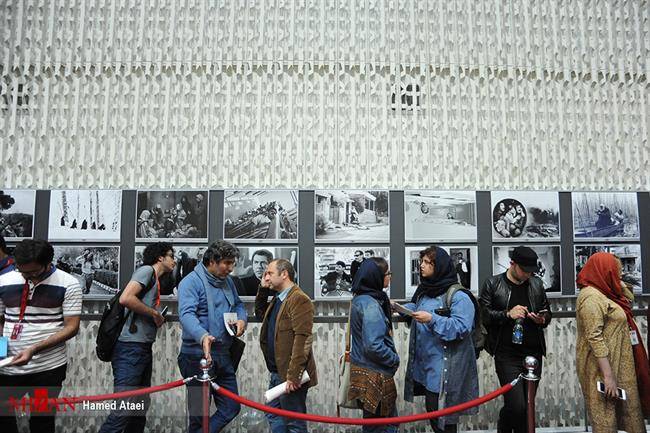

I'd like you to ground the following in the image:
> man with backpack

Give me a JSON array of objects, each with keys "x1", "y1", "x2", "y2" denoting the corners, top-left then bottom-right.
[
  {"x1": 177, "y1": 240, "x2": 247, "y2": 433},
  {"x1": 479, "y1": 246, "x2": 552, "y2": 433},
  {"x1": 401, "y1": 246, "x2": 479, "y2": 433},
  {"x1": 0, "y1": 239, "x2": 82, "y2": 433},
  {"x1": 99, "y1": 242, "x2": 175, "y2": 433}
]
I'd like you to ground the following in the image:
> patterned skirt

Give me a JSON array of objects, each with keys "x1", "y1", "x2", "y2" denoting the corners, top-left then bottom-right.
[{"x1": 348, "y1": 363, "x2": 397, "y2": 417}]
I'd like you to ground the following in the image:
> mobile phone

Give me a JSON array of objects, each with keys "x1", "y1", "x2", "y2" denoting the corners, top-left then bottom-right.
[
  {"x1": 596, "y1": 381, "x2": 627, "y2": 400},
  {"x1": 434, "y1": 307, "x2": 451, "y2": 317},
  {"x1": 537, "y1": 309, "x2": 549, "y2": 314},
  {"x1": 160, "y1": 306, "x2": 169, "y2": 318}
]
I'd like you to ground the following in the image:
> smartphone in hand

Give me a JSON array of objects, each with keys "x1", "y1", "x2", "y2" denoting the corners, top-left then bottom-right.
[{"x1": 596, "y1": 381, "x2": 627, "y2": 400}]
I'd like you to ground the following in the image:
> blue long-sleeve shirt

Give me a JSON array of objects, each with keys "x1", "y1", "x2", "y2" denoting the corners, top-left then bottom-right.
[
  {"x1": 350, "y1": 294, "x2": 399, "y2": 376},
  {"x1": 178, "y1": 270, "x2": 247, "y2": 356},
  {"x1": 404, "y1": 291, "x2": 474, "y2": 393}
]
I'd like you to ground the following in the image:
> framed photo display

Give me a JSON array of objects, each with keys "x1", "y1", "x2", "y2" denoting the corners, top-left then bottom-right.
[
  {"x1": 53, "y1": 245, "x2": 120, "y2": 297},
  {"x1": 315, "y1": 246, "x2": 390, "y2": 299},
  {"x1": 404, "y1": 191, "x2": 477, "y2": 242},
  {"x1": 224, "y1": 190, "x2": 298, "y2": 242},
  {"x1": 574, "y1": 244, "x2": 642, "y2": 293},
  {"x1": 491, "y1": 191, "x2": 560, "y2": 241},
  {"x1": 0, "y1": 189, "x2": 35, "y2": 240},
  {"x1": 572, "y1": 192, "x2": 639, "y2": 241},
  {"x1": 493, "y1": 245, "x2": 562, "y2": 295},
  {"x1": 136, "y1": 190, "x2": 208, "y2": 241},
  {"x1": 404, "y1": 246, "x2": 479, "y2": 299},
  {"x1": 48, "y1": 190, "x2": 122, "y2": 241},
  {"x1": 315, "y1": 190, "x2": 389, "y2": 242},
  {"x1": 231, "y1": 246, "x2": 299, "y2": 297}
]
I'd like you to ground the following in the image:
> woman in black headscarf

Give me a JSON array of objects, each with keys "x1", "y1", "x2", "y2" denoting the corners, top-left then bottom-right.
[
  {"x1": 401, "y1": 246, "x2": 478, "y2": 433},
  {"x1": 347, "y1": 257, "x2": 399, "y2": 433}
]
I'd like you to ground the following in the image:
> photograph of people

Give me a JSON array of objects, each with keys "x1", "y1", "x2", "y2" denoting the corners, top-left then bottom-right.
[
  {"x1": 48, "y1": 190, "x2": 122, "y2": 241},
  {"x1": 572, "y1": 192, "x2": 639, "y2": 240},
  {"x1": 136, "y1": 190, "x2": 208, "y2": 240},
  {"x1": 135, "y1": 245, "x2": 208, "y2": 296},
  {"x1": 405, "y1": 246, "x2": 478, "y2": 298},
  {"x1": 231, "y1": 247, "x2": 298, "y2": 296},
  {"x1": 52, "y1": 246, "x2": 120, "y2": 296},
  {"x1": 315, "y1": 190, "x2": 389, "y2": 242},
  {"x1": 493, "y1": 246, "x2": 561, "y2": 295},
  {"x1": 575, "y1": 245, "x2": 643, "y2": 293},
  {"x1": 0, "y1": 189, "x2": 35, "y2": 240},
  {"x1": 404, "y1": 191, "x2": 477, "y2": 242},
  {"x1": 491, "y1": 191, "x2": 560, "y2": 241},
  {"x1": 315, "y1": 247, "x2": 390, "y2": 299},
  {"x1": 224, "y1": 190, "x2": 298, "y2": 241}
]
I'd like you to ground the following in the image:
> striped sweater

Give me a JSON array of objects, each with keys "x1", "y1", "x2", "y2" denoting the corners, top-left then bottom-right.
[{"x1": 0, "y1": 268, "x2": 82, "y2": 375}]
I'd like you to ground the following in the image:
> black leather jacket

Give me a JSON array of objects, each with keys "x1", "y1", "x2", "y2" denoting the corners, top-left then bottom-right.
[{"x1": 479, "y1": 273, "x2": 552, "y2": 356}]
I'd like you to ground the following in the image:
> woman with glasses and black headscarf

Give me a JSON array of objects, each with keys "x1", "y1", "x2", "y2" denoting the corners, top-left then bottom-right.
[
  {"x1": 347, "y1": 257, "x2": 399, "y2": 433},
  {"x1": 400, "y1": 246, "x2": 478, "y2": 433}
]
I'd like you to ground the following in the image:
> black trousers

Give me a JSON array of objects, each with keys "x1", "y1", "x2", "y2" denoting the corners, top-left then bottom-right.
[
  {"x1": 494, "y1": 351, "x2": 542, "y2": 433},
  {"x1": 424, "y1": 390, "x2": 458, "y2": 433},
  {"x1": 0, "y1": 364, "x2": 67, "y2": 433}
]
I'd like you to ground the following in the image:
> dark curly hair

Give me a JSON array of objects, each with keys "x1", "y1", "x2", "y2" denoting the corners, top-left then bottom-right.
[
  {"x1": 14, "y1": 239, "x2": 54, "y2": 266},
  {"x1": 202, "y1": 240, "x2": 240, "y2": 265},
  {"x1": 142, "y1": 242, "x2": 174, "y2": 266}
]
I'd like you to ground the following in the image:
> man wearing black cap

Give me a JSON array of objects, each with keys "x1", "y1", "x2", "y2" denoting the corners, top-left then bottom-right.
[{"x1": 479, "y1": 246, "x2": 552, "y2": 433}]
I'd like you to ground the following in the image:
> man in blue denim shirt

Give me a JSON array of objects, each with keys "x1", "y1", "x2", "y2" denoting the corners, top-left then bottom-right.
[{"x1": 177, "y1": 240, "x2": 247, "y2": 433}]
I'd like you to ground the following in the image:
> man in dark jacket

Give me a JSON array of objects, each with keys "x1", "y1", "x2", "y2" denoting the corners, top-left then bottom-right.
[{"x1": 478, "y1": 246, "x2": 551, "y2": 433}]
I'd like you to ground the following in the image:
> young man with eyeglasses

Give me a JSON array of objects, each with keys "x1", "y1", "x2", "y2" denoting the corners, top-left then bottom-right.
[
  {"x1": 100, "y1": 242, "x2": 175, "y2": 433},
  {"x1": 0, "y1": 239, "x2": 82, "y2": 433}
]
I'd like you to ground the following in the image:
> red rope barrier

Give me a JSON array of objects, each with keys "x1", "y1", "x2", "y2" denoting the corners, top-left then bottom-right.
[
  {"x1": 211, "y1": 378, "x2": 518, "y2": 425},
  {"x1": 48, "y1": 377, "x2": 191, "y2": 406}
]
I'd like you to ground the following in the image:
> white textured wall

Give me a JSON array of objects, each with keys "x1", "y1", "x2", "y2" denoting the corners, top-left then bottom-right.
[{"x1": 1, "y1": 1, "x2": 648, "y2": 190}]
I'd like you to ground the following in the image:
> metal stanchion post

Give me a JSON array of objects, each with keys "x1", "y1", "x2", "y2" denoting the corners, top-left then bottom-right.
[
  {"x1": 200, "y1": 358, "x2": 210, "y2": 433},
  {"x1": 523, "y1": 356, "x2": 540, "y2": 433}
]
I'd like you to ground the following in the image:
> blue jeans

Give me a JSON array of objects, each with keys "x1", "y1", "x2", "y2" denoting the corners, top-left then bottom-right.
[
  {"x1": 265, "y1": 372, "x2": 308, "y2": 433},
  {"x1": 177, "y1": 351, "x2": 241, "y2": 433},
  {"x1": 99, "y1": 341, "x2": 153, "y2": 433},
  {"x1": 362, "y1": 404, "x2": 398, "y2": 433}
]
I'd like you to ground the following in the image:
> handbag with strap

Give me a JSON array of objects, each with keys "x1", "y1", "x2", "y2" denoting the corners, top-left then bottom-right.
[{"x1": 337, "y1": 303, "x2": 358, "y2": 410}]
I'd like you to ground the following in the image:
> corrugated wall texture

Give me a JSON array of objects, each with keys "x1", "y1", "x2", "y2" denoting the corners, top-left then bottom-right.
[{"x1": 1, "y1": 1, "x2": 648, "y2": 190}]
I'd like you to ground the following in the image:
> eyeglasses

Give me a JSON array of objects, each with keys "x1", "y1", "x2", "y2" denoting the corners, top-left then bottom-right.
[
  {"x1": 16, "y1": 265, "x2": 47, "y2": 279},
  {"x1": 384, "y1": 272, "x2": 392, "y2": 278}
]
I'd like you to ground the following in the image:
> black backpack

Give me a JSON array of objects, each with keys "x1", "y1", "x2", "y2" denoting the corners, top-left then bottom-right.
[
  {"x1": 96, "y1": 269, "x2": 156, "y2": 362},
  {"x1": 443, "y1": 284, "x2": 487, "y2": 359}
]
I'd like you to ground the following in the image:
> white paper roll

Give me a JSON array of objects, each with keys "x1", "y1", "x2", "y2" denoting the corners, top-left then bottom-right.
[{"x1": 263, "y1": 370, "x2": 310, "y2": 403}]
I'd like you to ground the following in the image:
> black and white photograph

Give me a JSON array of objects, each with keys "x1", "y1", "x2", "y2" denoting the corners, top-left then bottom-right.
[
  {"x1": 134, "y1": 245, "x2": 207, "y2": 297},
  {"x1": 231, "y1": 246, "x2": 299, "y2": 297},
  {"x1": 493, "y1": 245, "x2": 562, "y2": 295},
  {"x1": 491, "y1": 191, "x2": 560, "y2": 241},
  {"x1": 572, "y1": 192, "x2": 639, "y2": 240},
  {"x1": 48, "y1": 190, "x2": 122, "y2": 241},
  {"x1": 404, "y1": 191, "x2": 477, "y2": 242},
  {"x1": 0, "y1": 189, "x2": 35, "y2": 240},
  {"x1": 315, "y1": 247, "x2": 390, "y2": 299},
  {"x1": 53, "y1": 245, "x2": 120, "y2": 296},
  {"x1": 574, "y1": 244, "x2": 642, "y2": 293},
  {"x1": 136, "y1": 190, "x2": 208, "y2": 241},
  {"x1": 315, "y1": 190, "x2": 389, "y2": 242},
  {"x1": 404, "y1": 246, "x2": 478, "y2": 299},
  {"x1": 224, "y1": 190, "x2": 299, "y2": 241}
]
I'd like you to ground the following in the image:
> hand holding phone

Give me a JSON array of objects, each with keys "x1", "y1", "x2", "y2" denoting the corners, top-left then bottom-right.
[{"x1": 596, "y1": 380, "x2": 627, "y2": 400}]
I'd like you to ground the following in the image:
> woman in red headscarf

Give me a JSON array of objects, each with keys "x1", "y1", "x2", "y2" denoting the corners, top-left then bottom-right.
[{"x1": 575, "y1": 252, "x2": 649, "y2": 433}]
